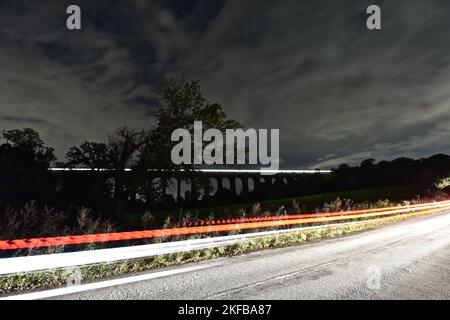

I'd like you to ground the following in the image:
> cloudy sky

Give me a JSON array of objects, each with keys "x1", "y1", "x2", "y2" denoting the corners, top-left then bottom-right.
[{"x1": 0, "y1": 0, "x2": 449, "y2": 169}]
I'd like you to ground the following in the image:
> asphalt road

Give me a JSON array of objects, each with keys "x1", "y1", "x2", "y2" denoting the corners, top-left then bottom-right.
[{"x1": 53, "y1": 211, "x2": 450, "y2": 300}]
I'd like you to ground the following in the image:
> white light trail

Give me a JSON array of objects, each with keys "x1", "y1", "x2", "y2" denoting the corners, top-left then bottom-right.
[{"x1": 49, "y1": 168, "x2": 332, "y2": 174}]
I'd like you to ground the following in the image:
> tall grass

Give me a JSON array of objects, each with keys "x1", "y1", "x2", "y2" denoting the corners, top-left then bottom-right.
[
  {"x1": 0, "y1": 202, "x2": 116, "y2": 255},
  {"x1": 1, "y1": 193, "x2": 448, "y2": 256}
]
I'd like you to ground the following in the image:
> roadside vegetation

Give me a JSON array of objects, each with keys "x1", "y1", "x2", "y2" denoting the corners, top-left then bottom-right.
[
  {"x1": 166, "y1": 184, "x2": 430, "y2": 218},
  {"x1": 436, "y1": 177, "x2": 450, "y2": 190}
]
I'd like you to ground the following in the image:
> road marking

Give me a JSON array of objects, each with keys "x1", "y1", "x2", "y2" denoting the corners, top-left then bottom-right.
[{"x1": 0, "y1": 263, "x2": 220, "y2": 300}]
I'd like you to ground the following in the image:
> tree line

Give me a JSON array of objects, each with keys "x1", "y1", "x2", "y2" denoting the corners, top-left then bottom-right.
[
  {"x1": 0, "y1": 80, "x2": 241, "y2": 219},
  {"x1": 1, "y1": 80, "x2": 449, "y2": 221},
  {"x1": 329, "y1": 156, "x2": 450, "y2": 194}
]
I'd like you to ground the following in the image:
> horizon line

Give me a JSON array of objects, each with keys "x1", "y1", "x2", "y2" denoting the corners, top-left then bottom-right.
[{"x1": 49, "y1": 168, "x2": 332, "y2": 174}]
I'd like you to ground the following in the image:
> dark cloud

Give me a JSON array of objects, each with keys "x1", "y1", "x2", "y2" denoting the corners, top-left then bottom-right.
[{"x1": 0, "y1": 0, "x2": 449, "y2": 168}]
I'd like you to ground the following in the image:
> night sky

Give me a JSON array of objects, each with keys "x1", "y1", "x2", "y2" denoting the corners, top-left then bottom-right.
[{"x1": 1, "y1": 0, "x2": 449, "y2": 169}]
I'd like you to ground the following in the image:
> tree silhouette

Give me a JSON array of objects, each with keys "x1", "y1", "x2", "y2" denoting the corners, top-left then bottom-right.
[
  {"x1": 136, "y1": 80, "x2": 242, "y2": 204},
  {"x1": 0, "y1": 128, "x2": 56, "y2": 205},
  {"x1": 66, "y1": 141, "x2": 111, "y2": 170}
]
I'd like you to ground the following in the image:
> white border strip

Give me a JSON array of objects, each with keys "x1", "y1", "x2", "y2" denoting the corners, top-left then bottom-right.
[
  {"x1": 0, "y1": 222, "x2": 353, "y2": 276},
  {"x1": 0, "y1": 263, "x2": 219, "y2": 300}
]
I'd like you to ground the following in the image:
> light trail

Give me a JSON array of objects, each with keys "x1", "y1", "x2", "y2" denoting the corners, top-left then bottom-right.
[
  {"x1": 4, "y1": 207, "x2": 450, "y2": 300},
  {"x1": 49, "y1": 168, "x2": 332, "y2": 174},
  {"x1": 1, "y1": 200, "x2": 449, "y2": 250},
  {"x1": 0, "y1": 206, "x2": 449, "y2": 278},
  {"x1": 186, "y1": 200, "x2": 450, "y2": 226}
]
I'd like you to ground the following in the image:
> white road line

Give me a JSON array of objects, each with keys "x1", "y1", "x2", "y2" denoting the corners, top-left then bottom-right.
[{"x1": 0, "y1": 263, "x2": 219, "y2": 300}]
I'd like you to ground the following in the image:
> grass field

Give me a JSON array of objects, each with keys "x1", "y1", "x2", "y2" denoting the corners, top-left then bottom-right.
[
  {"x1": 122, "y1": 184, "x2": 429, "y2": 225},
  {"x1": 194, "y1": 184, "x2": 428, "y2": 215}
]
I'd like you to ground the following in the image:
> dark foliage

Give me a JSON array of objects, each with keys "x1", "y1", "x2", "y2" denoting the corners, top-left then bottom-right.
[{"x1": 0, "y1": 81, "x2": 449, "y2": 224}]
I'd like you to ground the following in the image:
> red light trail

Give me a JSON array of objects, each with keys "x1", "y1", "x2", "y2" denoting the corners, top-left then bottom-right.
[{"x1": 1, "y1": 200, "x2": 449, "y2": 250}]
